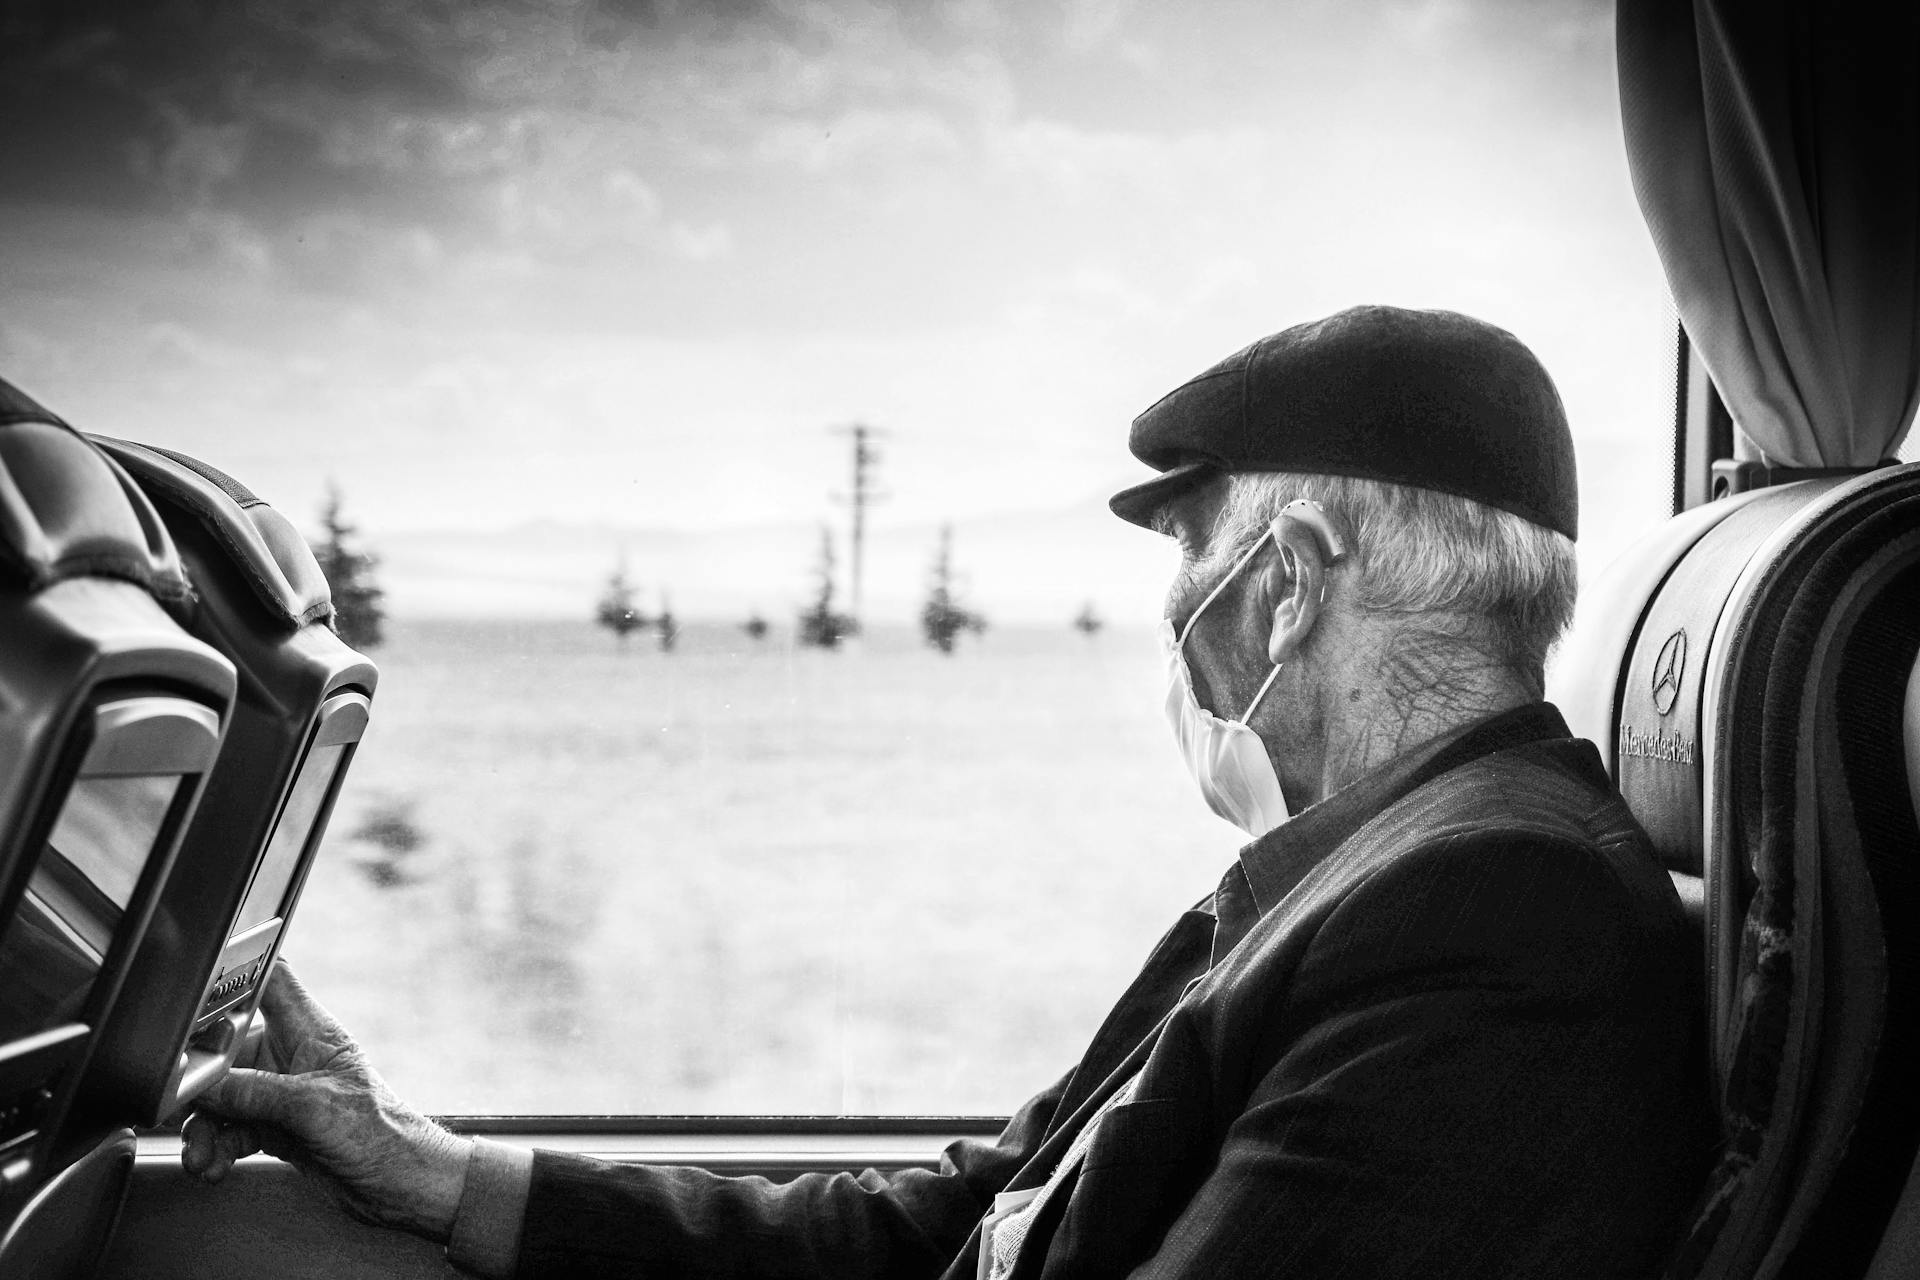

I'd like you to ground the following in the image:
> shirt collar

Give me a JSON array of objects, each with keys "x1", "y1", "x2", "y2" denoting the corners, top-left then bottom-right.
[{"x1": 1211, "y1": 701, "x2": 1576, "y2": 948}]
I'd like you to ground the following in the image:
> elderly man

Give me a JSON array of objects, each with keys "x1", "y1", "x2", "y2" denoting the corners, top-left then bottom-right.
[{"x1": 185, "y1": 305, "x2": 1709, "y2": 1277}]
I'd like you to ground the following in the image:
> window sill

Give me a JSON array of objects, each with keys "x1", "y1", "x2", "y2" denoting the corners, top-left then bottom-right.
[{"x1": 135, "y1": 1116, "x2": 1008, "y2": 1176}]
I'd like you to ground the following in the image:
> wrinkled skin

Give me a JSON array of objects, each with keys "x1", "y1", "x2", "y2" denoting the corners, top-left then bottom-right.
[{"x1": 180, "y1": 961, "x2": 472, "y2": 1240}]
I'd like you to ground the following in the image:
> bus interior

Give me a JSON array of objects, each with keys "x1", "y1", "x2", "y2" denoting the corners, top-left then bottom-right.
[{"x1": 1, "y1": 1, "x2": 1917, "y2": 1277}]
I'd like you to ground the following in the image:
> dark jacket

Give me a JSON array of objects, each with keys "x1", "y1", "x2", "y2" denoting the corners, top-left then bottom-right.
[{"x1": 515, "y1": 704, "x2": 1711, "y2": 1278}]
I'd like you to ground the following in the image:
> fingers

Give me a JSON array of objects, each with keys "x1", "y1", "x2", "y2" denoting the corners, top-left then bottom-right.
[
  {"x1": 200, "y1": 1065, "x2": 305, "y2": 1129},
  {"x1": 180, "y1": 1109, "x2": 261, "y2": 1183},
  {"x1": 257, "y1": 960, "x2": 354, "y2": 1059},
  {"x1": 189, "y1": 1066, "x2": 331, "y2": 1182}
]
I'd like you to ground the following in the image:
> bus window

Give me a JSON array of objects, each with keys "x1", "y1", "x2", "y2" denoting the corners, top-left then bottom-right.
[{"x1": 2, "y1": 2, "x2": 1673, "y2": 1117}]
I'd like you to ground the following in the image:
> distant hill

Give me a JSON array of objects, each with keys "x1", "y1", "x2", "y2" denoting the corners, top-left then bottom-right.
[{"x1": 372, "y1": 445, "x2": 1662, "y2": 625}]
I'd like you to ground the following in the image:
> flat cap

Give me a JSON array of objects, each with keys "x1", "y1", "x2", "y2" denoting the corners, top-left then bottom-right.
[{"x1": 1109, "y1": 305, "x2": 1578, "y2": 540}]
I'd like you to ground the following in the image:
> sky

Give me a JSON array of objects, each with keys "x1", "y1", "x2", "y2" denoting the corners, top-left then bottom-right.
[{"x1": 0, "y1": 0, "x2": 1677, "y2": 623}]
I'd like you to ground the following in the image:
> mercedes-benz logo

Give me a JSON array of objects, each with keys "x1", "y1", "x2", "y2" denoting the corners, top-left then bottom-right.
[{"x1": 1651, "y1": 630, "x2": 1688, "y2": 717}]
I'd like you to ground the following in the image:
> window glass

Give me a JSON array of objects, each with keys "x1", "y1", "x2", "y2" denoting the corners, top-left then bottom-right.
[
  {"x1": 2, "y1": 3, "x2": 1675, "y2": 1114},
  {"x1": 0, "y1": 774, "x2": 183, "y2": 1041},
  {"x1": 292, "y1": 623, "x2": 1226, "y2": 1113}
]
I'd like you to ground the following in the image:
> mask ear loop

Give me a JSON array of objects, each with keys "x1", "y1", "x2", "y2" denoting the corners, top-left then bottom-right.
[
  {"x1": 1175, "y1": 529, "x2": 1279, "y2": 649},
  {"x1": 1237, "y1": 503, "x2": 1348, "y2": 725},
  {"x1": 1234, "y1": 656, "x2": 1286, "y2": 727},
  {"x1": 1184, "y1": 499, "x2": 1350, "y2": 722}
]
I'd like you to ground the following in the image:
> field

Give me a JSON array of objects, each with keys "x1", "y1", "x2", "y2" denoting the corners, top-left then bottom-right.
[{"x1": 287, "y1": 618, "x2": 1232, "y2": 1117}]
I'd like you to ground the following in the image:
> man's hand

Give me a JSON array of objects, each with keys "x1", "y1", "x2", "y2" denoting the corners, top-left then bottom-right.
[{"x1": 180, "y1": 960, "x2": 472, "y2": 1241}]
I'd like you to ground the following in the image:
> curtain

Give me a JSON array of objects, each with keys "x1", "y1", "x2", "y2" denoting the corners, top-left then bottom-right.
[{"x1": 1618, "y1": 0, "x2": 1920, "y2": 467}]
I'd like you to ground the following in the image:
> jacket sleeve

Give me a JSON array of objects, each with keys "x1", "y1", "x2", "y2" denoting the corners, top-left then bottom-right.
[
  {"x1": 1124, "y1": 831, "x2": 1707, "y2": 1279},
  {"x1": 510, "y1": 1068, "x2": 1068, "y2": 1280}
]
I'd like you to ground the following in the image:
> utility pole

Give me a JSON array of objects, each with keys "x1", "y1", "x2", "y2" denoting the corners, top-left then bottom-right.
[{"x1": 830, "y1": 423, "x2": 887, "y2": 632}]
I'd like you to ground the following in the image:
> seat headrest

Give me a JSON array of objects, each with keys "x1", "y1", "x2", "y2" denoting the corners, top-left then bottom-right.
[
  {"x1": 0, "y1": 379, "x2": 192, "y2": 610},
  {"x1": 89, "y1": 438, "x2": 334, "y2": 632},
  {"x1": 1614, "y1": 484, "x2": 1841, "y2": 878}
]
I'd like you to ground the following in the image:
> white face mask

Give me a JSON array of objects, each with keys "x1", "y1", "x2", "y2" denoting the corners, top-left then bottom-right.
[{"x1": 1160, "y1": 520, "x2": 1292, "y2": 838}]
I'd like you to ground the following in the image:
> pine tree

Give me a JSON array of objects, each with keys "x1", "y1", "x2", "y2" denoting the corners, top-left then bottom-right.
[
  {"x1": 314, "y1": 485, "x2": 386, "y2": 651},
  {"x1": 656, "y1": 593, "x2": 679, "y2": 652},
  {"x1": 921, "y1": 524, "x2": 986, "y2": 654},
  {"x1": 798, "y1": 525, "x2": 853, "y2": 649},
  {"x1": 595, "y1": 563, "x2": 649, "y2": 646},
  {"x1": 1072, "y1": 601, "x2": 1104, "y2": 636}
]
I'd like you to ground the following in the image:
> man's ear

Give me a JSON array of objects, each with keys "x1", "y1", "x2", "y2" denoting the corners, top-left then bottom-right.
[{"x1": 1260, "y1": 514, "x2": 1332, "y2": 665}]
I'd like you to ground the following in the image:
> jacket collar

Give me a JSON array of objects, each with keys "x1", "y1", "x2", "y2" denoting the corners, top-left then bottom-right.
[{"x1": 1212, "y1": 701, "x2": 1577, "y2": 949}]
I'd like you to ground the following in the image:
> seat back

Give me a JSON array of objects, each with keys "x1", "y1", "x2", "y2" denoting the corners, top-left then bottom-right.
[
  {"x1": 0, "y1": 1131, "x2": 136, "y2": 1279},
  {"x1": 72, "y1": 439, "x2": 378, "y2": 1129},
  {"x1": 0, "y1": 379, "x2": 234, "y2": 1266},
  {"x1": 1554, "y1": 462, "x2": 1920, "y2": 1279},
  {"x1": 1857, "y1": 657, "x2": 1920, "y2": 1279}
]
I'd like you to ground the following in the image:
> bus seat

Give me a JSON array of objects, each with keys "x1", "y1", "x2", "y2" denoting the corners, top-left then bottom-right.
[
  {"x1": 0, "y1": 1130, "x2": 136, "y2": 1279},
  {"x1": 1860, "y1": 655, "x2": 1920, "y2": 1279},
  {"x1": 71, "y1": 439, "x2": 378, "y2": 1132},
  {"x1": 1554, "y1": 487, "x2": 1788, "y2": 781},
  {"x1": 1550, "y1": 483, "x2": 1841, "y2": 933},
  {"x1": 1561, "y1": 461, "x2": 1920, "y2": 1279},
  {"x1": 0, "y1": 378, "x2": 235, "y2": 1277}
]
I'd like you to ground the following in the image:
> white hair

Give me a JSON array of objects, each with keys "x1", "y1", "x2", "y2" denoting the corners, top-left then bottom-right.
[{"x1": 1197, "y1": 471, "x2": 1578, "y2": 679}]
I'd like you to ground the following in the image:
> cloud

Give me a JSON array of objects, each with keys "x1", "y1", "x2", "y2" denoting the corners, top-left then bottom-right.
[
  {"x1": 484, "y1": 159, "x2": 728, "y2": 267},
  {"x1": 1062, "y1": 0, "x2": 1134, "y2": 55},
  {"x1": 1004, "y1": 268, "x2": 1159, "y2": 331},
  {"x1": 669, "y1": 223, "x2": 735, "y2": 261},
  {"x1": 277, "y1": 212, "x2": 445, "y2": 295},
  {"x1": 988, "y1": 118, "x2": 1267, "y2": 202},
  {"x1": 0, "y1": 323, "x2": 72, "y2": 387},
  {"x1": 176, "y1": 208, "x2": 275, "y2": 279},
  {"x1": 1384, "y1": 0, "x2": 1477, "y2": 41},
  {"x1": 143, "y1": 320, "x2": 243, "y2": 371},
  {"x1": 303, "y1": 107, "x2": 539, "y2": 178},
  {"x1": 605, "y1": 169, "x2": 665, "y2": 222},
  {"x1": 939, "y1": 0, "x2": 1004, "y2": 38},
  {"x1": 1384, "y1": 0, "x2": 1609, "y2": 49},
  {"x1": 151, "y1": 108, "x2": 251, "y2": 201},
  {"x1": 753, "y1": 107, "x2": 964, "y2": 173}
]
